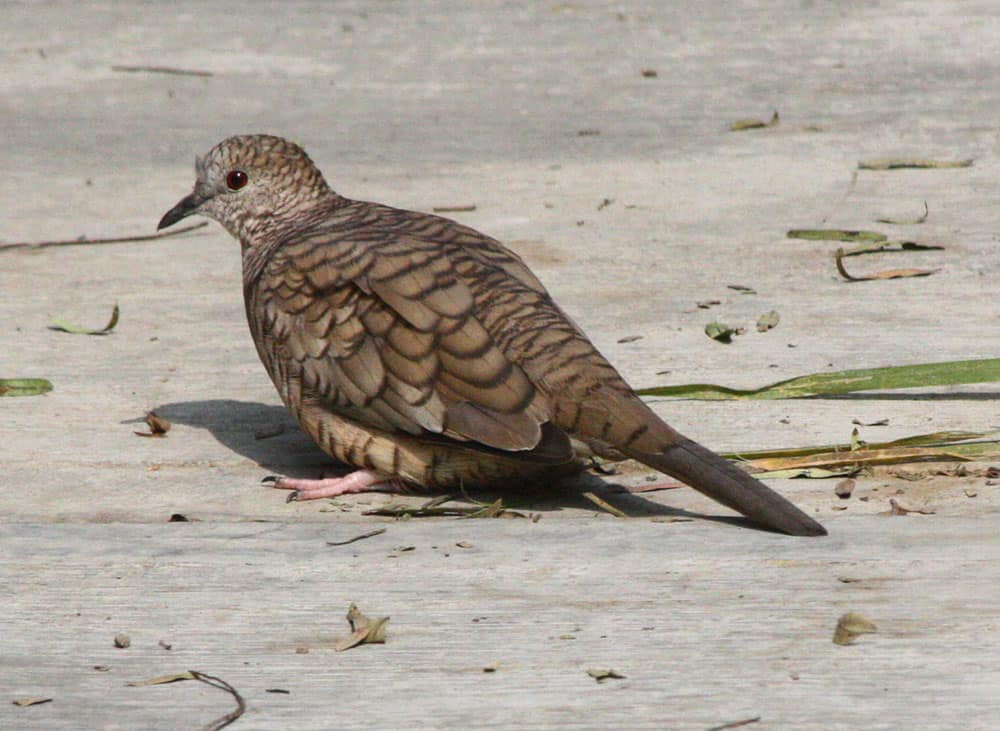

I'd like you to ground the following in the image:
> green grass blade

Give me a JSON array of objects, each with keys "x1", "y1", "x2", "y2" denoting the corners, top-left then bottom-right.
[
  {"x1": 786, "y1": 229, "x2": 887, "y2": 242},
  {"x1": 637, "y1": 358, "x2": 1000, "y2": 400},
  {"x1": 722, "y1": 431, "x2": 995, "y2": 461},
  {"x1": 49, "y1": 304, "x2": 119, "y2": 335}
]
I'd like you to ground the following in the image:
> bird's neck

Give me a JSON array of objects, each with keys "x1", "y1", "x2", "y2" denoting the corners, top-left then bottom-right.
[{"x1": 239, "y1": 192, "x2": 345, "y2": 287}]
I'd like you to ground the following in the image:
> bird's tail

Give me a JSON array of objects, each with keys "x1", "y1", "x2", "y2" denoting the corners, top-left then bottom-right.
[{"x1": 625, "y1": 436, "x2": 827, "y2": 536}]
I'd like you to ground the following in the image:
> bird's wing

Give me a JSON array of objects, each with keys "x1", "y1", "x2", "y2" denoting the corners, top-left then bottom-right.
[{"x1": 252, "y1": 226, "x2": 565, "y2": 458}]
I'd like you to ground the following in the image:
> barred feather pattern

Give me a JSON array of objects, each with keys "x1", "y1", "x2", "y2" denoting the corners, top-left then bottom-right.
[{"x1": 161, "y1": 135, "x2": 826, "y2": 535}]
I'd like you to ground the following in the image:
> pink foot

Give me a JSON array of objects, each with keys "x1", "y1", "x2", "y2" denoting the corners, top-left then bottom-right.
[{"x1": 266, "y1": 469, "x2": 402, "y2": 502}]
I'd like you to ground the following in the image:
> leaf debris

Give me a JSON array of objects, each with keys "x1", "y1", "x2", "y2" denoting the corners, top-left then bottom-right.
[
  {"x1": 49, "y1": 304, "x2": 119, "y2": 335},
  {"x1": 852, "y1": 418, "x2": 889, "y2": 427},
  {"x1": 335, "y1": 603, "x2": 390, "y2": 652},
  {"x1": 12, "y1": 697, "x2": 53, "y2": 707},
  {"x1": 0, "y1": 378, "x2": 53, "y2": 397},
  {"x1": 707, "y1": 717, "x2": 762, "y2": 731},
  {"x1": 756, "y1": 310, "x2": 780, "y2": 333},
  {"x1": 586, "y1": 668, "x2": 626, "y2": 682},
  {"x1": 729, "y1": 110, "x2": 779, "y2": 131},
  {"x1": 363, "y1": 496, "x2": 526, "y2": 519},
  {"x1": 858, "y1": 158, "x2": 973, "y2": 170},
  {"x1": 432, "y1": 205, "x2": 477, "y2": 213},
  {"x1": 135, "y1": 411, "x2": 171, "y2": 438},
  {"x1": 326, "y1": 528, "x2": 387, "y2": 546},
  {"x1": 886, "y1": 499, "x2": 935, "y2": 516},
  {"x1": 582, "y1": 491, "x2": 629, "y2": 518},
  {"x1": 127, "y1": 671, "x2": 245, "y2": 730},
  {"x1": 637, "y1": 358, "x2": 1000, "y2": 401},
  {"x1": 705, "y1": 322, "x2": 744, "y2": 343},
  {"x1": 111, "y1": 65, "x2": 213, "y2": 77},
  {"x1": 787, "y1": 229, "x2": 886, "y2": 242},
  {"x1": 835, "y1": 247, "x2": 939, "y2": 281},
  {"x1": 833, "y1": 612, "x2": 877, "y2": 645}
]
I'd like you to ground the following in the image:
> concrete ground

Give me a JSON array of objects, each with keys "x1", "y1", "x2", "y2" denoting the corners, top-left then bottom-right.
[{"x1": 2, "y1": 1, "x2": 998, "y2": 729}]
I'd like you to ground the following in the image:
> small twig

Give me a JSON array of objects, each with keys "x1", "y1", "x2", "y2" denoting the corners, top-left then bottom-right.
[
  {"x1": 582, "y1": 491, "x2": 630, "y2": 518},
  {"x1": 189, "y1": 671, "x2": 246, "y2": 731},
  {"x1": 326, "y1": 528, "x2": 387, "y2": 546},
  {"x1": 432, "y1": 205, "x2": 477, "y2": 213},
  {"x1": 626, "y1": 481, "x2": 684, "y2": 493},
  {"x1": 0, "y1": 221, "x2": 208, "y2": 252},
  {"x1": 112, "y1": 65, "x2": 213, "y2": 77},
  {"x1": 707, "y1": 717, "x2": 761, "y2": 731}
]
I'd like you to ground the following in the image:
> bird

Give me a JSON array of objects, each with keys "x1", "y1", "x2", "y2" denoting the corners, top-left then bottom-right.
[{"x1": 158, "y1": 134, "x2": 826, "y2": 536}]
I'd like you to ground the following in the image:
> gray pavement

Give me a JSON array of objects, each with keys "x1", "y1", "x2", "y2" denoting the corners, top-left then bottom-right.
[{"x1": 2, "y1": 2, "x2": 998, "y2": 729}]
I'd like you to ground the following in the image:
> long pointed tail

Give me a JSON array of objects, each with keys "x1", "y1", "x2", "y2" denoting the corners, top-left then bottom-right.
[{"x1": 625, "y1": 437, "x2": 827, "y2": 536}]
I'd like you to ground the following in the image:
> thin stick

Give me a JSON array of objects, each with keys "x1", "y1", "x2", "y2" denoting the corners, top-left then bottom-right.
[
  {"x1": 189, "y1": 671, "x2": 246, "y2": 731},
  {"x1": 582, "y1": 491, "x2": 629, "y2": 518},
  {"x1": 112, "y1": 65, "x2": 213, "y2": 77},
  {"x1": 326, "y1": 528, "x2": 387, "y2": 546},
  {"x1": 432, "y1": 205, "x2": 477, "y2": 213},
  {"x1": 707, "y1": 717, "x2": 761, "y2": 731},
  {"x1": 0, "y1": 221, "x2": 208, "y2": 252}
]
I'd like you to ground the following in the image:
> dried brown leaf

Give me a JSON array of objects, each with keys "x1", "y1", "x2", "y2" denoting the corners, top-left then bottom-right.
[
  {"x1": 852, "y1": 418, "x2": 889, "y2": 426},
  {"x1": 135, "y1": 411, "x2": 170, "y2": 438},
  {"x1": 835, "y1": 248, "x2": 939, "y2": 281},
  {"x1": 756, "y1": 310, "x2": 780, "y2": 332},
  {"x1": 335, "y1": 603, "x2": 389, "y2": 651},
  {"x1": 886, "y1": 499, "x2": 935, "y2": 516},
  {"x1": 12, "y1": 697, "x2": 53, "y2": 707},
  {"x1": 729, "y1": 110, "x2": 779, "y2": 131}
]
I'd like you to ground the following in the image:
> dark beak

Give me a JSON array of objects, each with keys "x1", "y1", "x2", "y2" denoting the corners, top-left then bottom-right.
[{"x1": 157, "y1": 192, "x2": 201, "y2": 230}]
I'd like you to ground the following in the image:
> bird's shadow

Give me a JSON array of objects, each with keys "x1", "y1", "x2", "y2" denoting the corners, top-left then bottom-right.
[{"x1": 149, "y1": 399, "x2": 760, "y2": 531}]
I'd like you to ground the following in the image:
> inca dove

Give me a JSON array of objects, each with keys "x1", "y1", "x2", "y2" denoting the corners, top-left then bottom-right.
[{"x1": 159, "y1": 134, "x2": 825, "y2": 536}]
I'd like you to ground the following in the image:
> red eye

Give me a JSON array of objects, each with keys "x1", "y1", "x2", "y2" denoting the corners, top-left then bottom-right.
[{"x1": 226, "y1": 170, "x2": 248, "y2": 190}]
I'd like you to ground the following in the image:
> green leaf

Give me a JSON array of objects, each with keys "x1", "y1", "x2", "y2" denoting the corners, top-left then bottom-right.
[
  {"x1": 49, "y1": 304, "x2": 119, "y2": 335},
  {"x1": 636, "y1": 358, "x2": 1000, "y2": 400},
  {"x1": 705, "y1": 322, "x2": 742, "y2": 343},
  {"x1": 0, "y1": 378, "x2": 53, "y2": 397},
  {"x1": 787, "y1": 229, "x2": 887, "y2": 242}
]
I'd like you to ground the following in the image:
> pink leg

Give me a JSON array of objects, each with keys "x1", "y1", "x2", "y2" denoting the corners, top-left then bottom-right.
[{"x1": 266, "y1": 469, "x2": 402, "y2": 502}]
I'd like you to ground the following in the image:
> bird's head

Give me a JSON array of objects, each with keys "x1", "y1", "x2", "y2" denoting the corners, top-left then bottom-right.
[{"x1": 157, "y1": 134, "x2": 332, "y2": 243}]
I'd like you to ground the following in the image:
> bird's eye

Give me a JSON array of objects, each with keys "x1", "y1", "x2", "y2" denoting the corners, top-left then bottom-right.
[{"x1": 226, "y1": 170, "x2": 248, "y2": 190}]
